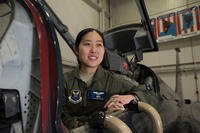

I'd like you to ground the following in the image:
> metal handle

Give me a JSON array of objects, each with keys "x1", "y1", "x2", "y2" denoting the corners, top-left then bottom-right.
[
  {"x1": 104, "y1": 114, "x2": 132, "y2": 133},
  {"x1": 138, "y1": 102, "x2": 163, "y2": 133},
  {"x1": 104, "y1": 101, "x2": 163, "y2": 133}
]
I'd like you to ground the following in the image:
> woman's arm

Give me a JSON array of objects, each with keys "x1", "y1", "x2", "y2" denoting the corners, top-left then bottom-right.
[{"x1": 104, "y1": 94, "x2": 139, "y2": 112}]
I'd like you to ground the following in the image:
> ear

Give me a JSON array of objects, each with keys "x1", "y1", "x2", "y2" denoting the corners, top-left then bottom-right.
[{"x1": 73, "y1": 45, "x2": 79, "y2": 55}]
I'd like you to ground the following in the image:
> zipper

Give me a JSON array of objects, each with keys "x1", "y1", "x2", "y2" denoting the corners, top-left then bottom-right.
[
  {"x1": 83, "y1": 81, "x2": 94, "y2": 107},
  {"x1": 83, "y1": 82, "x2": 88, "y2": 107}
]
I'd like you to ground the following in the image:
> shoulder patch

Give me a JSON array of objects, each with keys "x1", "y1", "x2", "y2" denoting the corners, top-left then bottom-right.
[{"x1": 68, "y1": 90, "x2": 82, "y2": 104}]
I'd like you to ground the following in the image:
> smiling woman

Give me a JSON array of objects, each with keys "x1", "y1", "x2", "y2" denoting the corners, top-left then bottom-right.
[
  {"x1": 61, "y1": 28, "x2": 141, "y2": 130},
  {"x1": 74, "y1": 28, "x2": 105, "y2": 74}
]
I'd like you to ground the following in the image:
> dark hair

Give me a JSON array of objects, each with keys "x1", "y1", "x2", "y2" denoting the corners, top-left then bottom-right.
[{"x1": 75, "y1": 28, "x2": 105, "y2": 47}]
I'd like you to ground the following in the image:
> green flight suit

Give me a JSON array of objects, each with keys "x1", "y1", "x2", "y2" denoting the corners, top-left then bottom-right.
[{"x1": 62, "y1": 66, "x2": 158, "y2": 129}]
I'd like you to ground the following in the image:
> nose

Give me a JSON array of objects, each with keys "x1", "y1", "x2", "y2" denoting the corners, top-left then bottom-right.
[{"x1": 90, "y1": 44, "x2": 97, "y2": 53}]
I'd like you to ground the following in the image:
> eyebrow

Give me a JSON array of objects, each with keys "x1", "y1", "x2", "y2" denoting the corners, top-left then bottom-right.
[{"x1": 82, "y1": 40, "x2": 103, "y2": 43}]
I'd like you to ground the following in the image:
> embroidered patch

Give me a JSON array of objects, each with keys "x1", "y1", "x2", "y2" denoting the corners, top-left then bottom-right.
[
  {"x1": 68, "y1": 90, "x2": 82, "y2": 104},
  {"x1": 87, "y1": 90, "x2": 106, "y2": 101}
]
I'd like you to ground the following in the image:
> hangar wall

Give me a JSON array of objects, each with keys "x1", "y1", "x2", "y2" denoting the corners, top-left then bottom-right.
[
  {"x1": 110, "y1": 0, "x2": 200, "y2": 27},
  {"x1": 110, "y1": 0, "x2": 200, "y2": 101}
]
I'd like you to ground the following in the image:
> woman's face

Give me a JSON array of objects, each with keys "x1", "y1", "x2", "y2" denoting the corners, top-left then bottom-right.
[{"x1": 75, "y1": 31, "x2": 105, "y2": 71}]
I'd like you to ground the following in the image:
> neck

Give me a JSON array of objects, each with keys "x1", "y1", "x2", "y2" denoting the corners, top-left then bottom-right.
[{"x1": 80, "y1": 66, "x2": 98, "y2": 74}]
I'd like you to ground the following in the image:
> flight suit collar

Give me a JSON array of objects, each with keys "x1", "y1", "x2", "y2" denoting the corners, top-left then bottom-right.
[
  {"x1": 93, "y1": 66, "x2": 105, "y2": 81},
  {"x1": 71, "y1": 66, "x2": 81, "y2": 80},
  {"x1": 71, "y1": 66, "x2": 105, "y2": 81}
]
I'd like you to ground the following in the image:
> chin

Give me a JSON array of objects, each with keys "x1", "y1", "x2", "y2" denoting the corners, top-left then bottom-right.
[
  {"x1": 88, "y1": 64, "x2": 99, "y2": 68},
  {"x1": 87, "y1": 63, "x2": 100, "y2": 68},
  {"x1": 86, "y1": 61, "x2": 100, "y2": 65}
]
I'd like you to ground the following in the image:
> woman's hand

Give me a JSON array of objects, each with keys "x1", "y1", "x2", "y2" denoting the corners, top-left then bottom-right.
[{"x1": 104, "y1": 94, "x2": 138, "y2": 112}]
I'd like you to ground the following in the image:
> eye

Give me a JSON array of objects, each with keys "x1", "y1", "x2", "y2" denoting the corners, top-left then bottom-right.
[
  {"x1": 83, "y1": 42, "x2": 90, "y2": 46},
  {"x1": 96, "y1": 43, "x2": 103, "y2": 47}
]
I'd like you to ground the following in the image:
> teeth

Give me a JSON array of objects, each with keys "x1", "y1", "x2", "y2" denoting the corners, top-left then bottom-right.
[{"x1": 88, "y1": 56, "x2": 97, "y2": 60}]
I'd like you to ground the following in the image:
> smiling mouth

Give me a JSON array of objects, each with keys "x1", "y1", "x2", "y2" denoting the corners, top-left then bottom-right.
[{"x1": 88, "y1": 56, "x2": 98, "y2": 60}]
